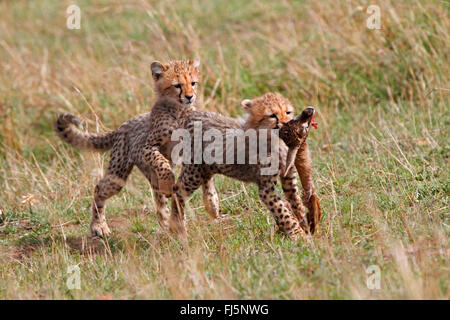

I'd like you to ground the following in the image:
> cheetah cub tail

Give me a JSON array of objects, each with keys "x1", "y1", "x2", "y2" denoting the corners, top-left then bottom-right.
[{"x1": 55, "y1": 113, "x2": 116, "y2": 151}]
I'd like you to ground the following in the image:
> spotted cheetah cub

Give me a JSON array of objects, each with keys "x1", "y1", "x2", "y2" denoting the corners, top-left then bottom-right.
[
  {"x1": 169, "y1": 92, "x2": 315, "y2": 239},
  {"x1": 55, "y1": 59, "x2": 200, "y2": 237}
]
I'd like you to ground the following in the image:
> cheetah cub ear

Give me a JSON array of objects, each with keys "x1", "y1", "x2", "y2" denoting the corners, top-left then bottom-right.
[
  {"x1": 151, "y1": 61, "x2": 168, "y2": 80},
  {"x1": 190, "y1": 58, "x2": 200, "y2": 69},
  {"x1": 241, "y1": 99, "x2": 253, "y2": 110}
]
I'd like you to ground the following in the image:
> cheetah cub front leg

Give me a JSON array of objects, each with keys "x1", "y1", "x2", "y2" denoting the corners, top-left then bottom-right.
[{"x1": 258, "y1": 177, "x2": 306, "y2": 240}]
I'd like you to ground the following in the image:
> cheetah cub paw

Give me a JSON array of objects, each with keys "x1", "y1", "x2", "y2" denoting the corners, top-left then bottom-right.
[{"x1": 90, "y1": 220, "x2": 111, "y2": 238}]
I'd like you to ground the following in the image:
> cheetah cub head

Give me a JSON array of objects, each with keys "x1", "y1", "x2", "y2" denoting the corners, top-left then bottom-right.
[
  {"x1": 151, "y1": 59, "x2": 200, "y2": 107},
  {"x1": 241, "y1": 92, "x2": 294, "y2": 130}
]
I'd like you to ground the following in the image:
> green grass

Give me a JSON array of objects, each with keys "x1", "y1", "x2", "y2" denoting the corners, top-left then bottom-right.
[{"x1": 0, "y1": 0, "x2": 448, "y2": 299}]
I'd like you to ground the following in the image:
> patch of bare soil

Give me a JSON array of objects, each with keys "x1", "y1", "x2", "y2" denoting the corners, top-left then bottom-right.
[
  {"x1": 65, "y1": 235, "x2": 109, "y2": 255},
  {"x1": 0, "y1": 242, "x2": 42, "y2": 263}
]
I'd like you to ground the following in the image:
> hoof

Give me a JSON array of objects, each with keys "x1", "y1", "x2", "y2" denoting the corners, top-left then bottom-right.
[
  {"x1": 306, "y1": 194, "x2": 322, "y2": 234},
  {"x1": 168, "y1": 217, "x2": 187, "y2": 239}
]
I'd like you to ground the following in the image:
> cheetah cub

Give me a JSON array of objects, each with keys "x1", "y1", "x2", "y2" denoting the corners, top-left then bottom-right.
[
  {"x1": 169, "y1": 92, "x2": 315, "y2": 240},
  {"x1": 55, "y1": 59, "x2": 200, "y2": 237}
]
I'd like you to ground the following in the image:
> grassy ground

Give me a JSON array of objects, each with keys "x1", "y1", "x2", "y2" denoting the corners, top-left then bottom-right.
[{"x1": 0, "y1": 0, "x2": 448, "y2": 299}]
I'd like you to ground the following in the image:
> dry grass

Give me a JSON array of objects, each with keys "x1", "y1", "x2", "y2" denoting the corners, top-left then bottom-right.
[{"x1": 0, "y1": 0, "x2": 448, "y2": 299}]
